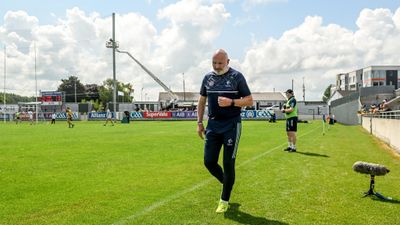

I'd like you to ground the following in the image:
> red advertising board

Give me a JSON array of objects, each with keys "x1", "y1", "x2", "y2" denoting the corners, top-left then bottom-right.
[{"x1": 144, "y1": 111, "x2": 172, "y2": 118}]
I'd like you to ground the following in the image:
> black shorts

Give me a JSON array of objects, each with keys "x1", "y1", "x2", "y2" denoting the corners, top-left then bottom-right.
[{"x1": 286, "y1": 117, "x2": 298, "y2": 132}]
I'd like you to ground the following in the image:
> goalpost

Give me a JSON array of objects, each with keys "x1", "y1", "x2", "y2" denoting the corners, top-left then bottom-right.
[{"x1": 18, "y1": 101, "x2": 47, "y2": 123}]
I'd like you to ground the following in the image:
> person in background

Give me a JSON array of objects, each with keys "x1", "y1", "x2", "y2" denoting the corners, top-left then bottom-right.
[
  {"x1": 28, "y1": 110, "x2": 34, "y2": 125},
  {"x1": 15, "y1": 111, "x2": 21, "y2": 124},
  {"x1": 51, "y1": 111, "x2": 56, "y2": 124},
  {"x1": 104, "y1": 108, "x2": 114, "y2": 126},
  {"x1": 268, "y1": 110, "x2": 276, "y2": 123},
  {"x1": 282, "y1": 89, "x2": 298, "y2": 152}
]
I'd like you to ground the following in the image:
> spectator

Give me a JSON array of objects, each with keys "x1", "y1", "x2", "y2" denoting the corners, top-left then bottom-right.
[
  {"x1": 28, "y1": 110, "x2": 34, "y2": 125},
  {"x1": 15, "y1": 111, "x2": 21, "y2": 124},
  {"x1": 51, "y1": 112, "x2": 56, "y2": 124}
]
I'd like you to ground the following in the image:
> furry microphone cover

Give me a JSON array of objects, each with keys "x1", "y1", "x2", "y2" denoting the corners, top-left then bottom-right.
[{"x1": 352, "y1": 161, "x2": 390, "y2": 176}]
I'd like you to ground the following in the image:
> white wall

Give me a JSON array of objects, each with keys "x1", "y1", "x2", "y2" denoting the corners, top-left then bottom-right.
[
  {"x1": 331, "y1": 99, "x2": 361, "y2": 125},
  {"x1": 362, "y1": 117, "x2": 400, "y2": 154}
]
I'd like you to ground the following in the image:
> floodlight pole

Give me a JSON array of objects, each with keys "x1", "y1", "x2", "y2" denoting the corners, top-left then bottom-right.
[
  {"x1": 3, "y1": 45, "x2": 6, "y2": 123},
  {"x1": 112, "y1": 13, "x2": 117, "y2": 122},
  {"x1": 302, "y1": 76, "x2": 305, "y2": 101},
  {"x1": 106, "y1": 13, "x2": 119, "y2": 122},
  {"x1": 34, "y1": 42, "x2": 38, "y2": 124},
  {"x1": 74, "y1": 79, "x2": 77, "y2": 103}
]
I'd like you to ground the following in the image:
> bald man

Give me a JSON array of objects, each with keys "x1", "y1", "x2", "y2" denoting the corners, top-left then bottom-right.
[{"x1": 197, "y1": 49, "x2": 253, "y2": 213}]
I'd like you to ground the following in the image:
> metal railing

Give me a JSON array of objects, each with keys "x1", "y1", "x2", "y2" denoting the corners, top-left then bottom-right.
[{"x1": 362, "y1": 110, "x2": 400, "y2": 119}]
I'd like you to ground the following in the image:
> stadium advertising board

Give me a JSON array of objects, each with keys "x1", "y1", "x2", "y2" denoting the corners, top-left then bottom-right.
[
  {"x1": 144, "y1": 111, "x2": 172, "y2": 119},
  {"x1": 15, "y1": 112, "x2": 79, "y2": 121},
  {"x1": 130, "y1": 112, "x2": 144, "y2": 119},
  {"x1": 88, "y1": 112, "x2": 115, "y2": 120},
  {"x1": 39, "y1": 112, "x2": 78, "y2": 120},
  {"x1": 0, "y1": 104, "x2": 19, "y2": 113},
  {"x1": 241, "y1": 110, "x2": 272, "y2": 119},
  {"x1": 171, "y1": 111, "x2": 197, "y2": 118},
  {"x1": 0, "y1": 114, "x2": 12, "y2": 120},
  {"x1": 55, "y1": 112, "x2": 79, "y2": 120},
  {"x1": 129, "y1": 110, "x2": 271, "y2": 120}
]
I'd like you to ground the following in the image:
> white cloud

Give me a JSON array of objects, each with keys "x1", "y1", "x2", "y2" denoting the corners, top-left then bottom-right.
[
  {"x1": 1, "y1": 4, "x2": 399, "y2": 102},
  {"x1": 0, "y1": 0, "x2": 230, "y2": 100},
  {"x1": 242, "y1": 8, "x2": 400, "y2": 100},
  {"x1": 242, "y1": 0, "x2": 287, "y2": 11}
]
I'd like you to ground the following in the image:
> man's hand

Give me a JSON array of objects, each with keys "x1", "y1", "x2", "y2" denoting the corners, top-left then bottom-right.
[
  {"x1": 218, "y1": 96, "x2": 233, "y2": 107},
  {"x1": 197, "y1": 123, "x2": 205, "y2": 139}
]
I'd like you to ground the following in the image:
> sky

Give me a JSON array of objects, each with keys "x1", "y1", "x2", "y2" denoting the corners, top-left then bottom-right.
[{"x1": 1, "y1": 0, "x2": 400, "y2": 101}]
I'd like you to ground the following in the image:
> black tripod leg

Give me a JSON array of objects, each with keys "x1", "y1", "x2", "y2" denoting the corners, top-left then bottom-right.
[
  {"x1": 363, "y1": 175, "x2": 375, "y2": 197},
  {"x1": 362, "y1": 175, "x2": 391, "y2": 200},
  {"x1": 375, "y1": 192, "x2": 392, "y2": 200}
]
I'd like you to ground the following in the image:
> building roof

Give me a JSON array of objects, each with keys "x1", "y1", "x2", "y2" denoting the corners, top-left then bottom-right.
[
  {"x1": 363, "y1": 65, "x2": 400, "y2": 71},
  {"x1": 251, "y1": 92, "x2": 286, "y2": 101}
]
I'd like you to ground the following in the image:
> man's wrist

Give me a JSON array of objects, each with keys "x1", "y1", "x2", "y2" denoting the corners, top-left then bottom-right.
[
  {"x1": 197, "y1": 121, "x2": 203, "y2": 125},
  {"x1": 231, "y1": 99, "x2": 235, "y2": 107}
]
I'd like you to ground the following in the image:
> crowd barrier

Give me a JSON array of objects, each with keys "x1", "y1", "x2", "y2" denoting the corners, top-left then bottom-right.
[
  {"x1": 2, "y1": 110, "x2": 275, "y2": 121},
  {"x1": 2, "y1": 112, "x2": 79, "y2": 121},
  {"x1": 126, "y1": 110, "x2": 274, "y2": 121}
]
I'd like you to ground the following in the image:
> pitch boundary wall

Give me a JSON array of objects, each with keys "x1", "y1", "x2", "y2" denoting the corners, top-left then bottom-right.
[{"x1": 361, "y1": 115, "x2": 400, "y2": 154}]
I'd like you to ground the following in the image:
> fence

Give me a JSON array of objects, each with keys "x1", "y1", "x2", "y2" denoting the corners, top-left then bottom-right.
[{"x1": 364, "y1": 110, "x2": 400, "y2": 120}]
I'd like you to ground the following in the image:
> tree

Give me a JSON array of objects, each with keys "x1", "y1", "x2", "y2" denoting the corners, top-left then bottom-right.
[
  {"x1": 99, "y1": 79, "x2": 134, "y2": 107},
  {"x1": 90, "y1": 99, "x2": 102, "y2": 111},
  {"x1": 57, "y1": 76, "x2": 86, "y2": 102},
  {"x1": 120, "y1": 82, "x2": 134, "y2": 103},
  {"x1": 99, "y1": 79, "x2": 114, "y2": 106},
  {"x1": 85, "y1": 84, "x2": 100, "y2": 101},
  {"x1": 322, "y1": 84, "x2": 332, "y2": 102},
  {"x1": 0, "y1": 93, "x2": 35, "y2": 104}
]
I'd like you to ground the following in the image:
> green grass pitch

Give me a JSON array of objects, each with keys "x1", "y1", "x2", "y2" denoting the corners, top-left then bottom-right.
[{"x1": 1, "y1": 120, "x2": 399, "y2": 224}]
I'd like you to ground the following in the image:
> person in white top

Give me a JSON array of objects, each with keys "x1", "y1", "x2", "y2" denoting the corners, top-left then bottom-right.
[
  {"x1": 28, "y1": 110, "x2": 33, "y2": 125},
  {"x1": 104, "y1": 108, "x2": 114, "y2": 126},
  {"x1": 51, "y1": 112, "x2": 56, "y2": 124}
]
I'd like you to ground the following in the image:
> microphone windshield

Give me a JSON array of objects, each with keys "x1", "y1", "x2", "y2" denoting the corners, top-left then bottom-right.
[{"x1": 352, "y1": 161, "x2": 390, "y2": 176}]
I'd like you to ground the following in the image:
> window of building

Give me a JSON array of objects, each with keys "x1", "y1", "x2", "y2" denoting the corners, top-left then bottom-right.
[
  {"x1": 364, "y1": 71, "x2": 371, "y2": 80},
  {"x1": 372, "y1": 70, "x2": 385, "y2": 79}
]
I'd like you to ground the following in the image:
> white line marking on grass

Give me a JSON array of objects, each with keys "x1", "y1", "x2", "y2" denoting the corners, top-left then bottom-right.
[
  {"x1": 112, "y1": 126, "x2": 320, "y2": 225},
  {"x1": 112, "y1": 179, "x2": 214, "y2": 225},
  {"x1": 237, "y1": 127, "x2": 318, "y2": 168}
]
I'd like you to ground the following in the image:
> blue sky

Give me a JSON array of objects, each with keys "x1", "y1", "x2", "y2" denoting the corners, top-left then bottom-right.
[
  {"x1": 1, "y1": 0, "x2": 400, "y2": 100},
  {"x1": 2, "y1": 0, "x2": 399, "y2": 58}
]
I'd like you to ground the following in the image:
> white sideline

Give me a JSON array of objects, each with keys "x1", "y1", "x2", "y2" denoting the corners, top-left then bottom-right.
[{"x1": 112, "y1": 126, "x2": 319, "y2": 225}]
